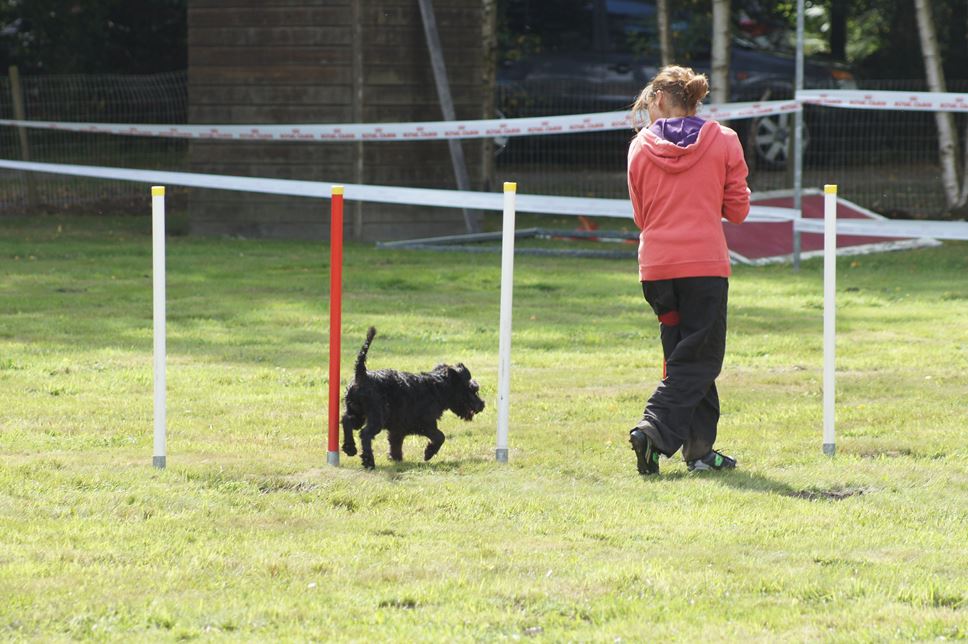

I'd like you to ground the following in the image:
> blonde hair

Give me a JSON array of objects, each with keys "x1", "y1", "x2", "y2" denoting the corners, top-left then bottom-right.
[{"x1": 632, "y1": 65, "x2": 710, "y2": 130}]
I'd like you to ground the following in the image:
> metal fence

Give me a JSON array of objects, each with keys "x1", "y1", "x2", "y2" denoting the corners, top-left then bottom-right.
[
  {"x1": 0, "y1": 70, "x2": 965, "y2": 219},
  {"x1": 0, "y1": 71, "x2": 187, "y2": 211},
  {"x1": 494, "y1": 78, "x2": 968, "y2": 218}
]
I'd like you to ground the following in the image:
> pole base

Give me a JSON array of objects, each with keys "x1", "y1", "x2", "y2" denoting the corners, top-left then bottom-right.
[
  {"x1": 822, "y1": 443, "x2": 836, "y2": 457},
  {"x1": 495, "y1": 448, "x2": 508, "y2": 463},
  {"x1": 327, "y1": 451, "x2": 340, "y2": 467},
  {"x1": 152, "y1": 456, "x2": 166, "y2": 469}
]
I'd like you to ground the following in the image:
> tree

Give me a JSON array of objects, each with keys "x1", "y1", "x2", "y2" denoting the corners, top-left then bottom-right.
[
  {"x1": 711, "y1": 0, "x2": 731, "y2": 104},
  {"x1": 0, "y1": 0, "x2": 186, "y2": 74},
  {"x1": 913, "y1": 0, "x2": 967, "y2": 214},
  {"x1": 657, "y1": 0, "x2": 673, "y2": 67},
  {"x1": 828, "y1": 0, "x2": 848, "y2": 61}
]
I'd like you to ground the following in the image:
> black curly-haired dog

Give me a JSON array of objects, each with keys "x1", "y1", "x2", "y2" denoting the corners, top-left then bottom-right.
[{"x1": 341, "y1": 327, "x2": 486, "y2": 469}]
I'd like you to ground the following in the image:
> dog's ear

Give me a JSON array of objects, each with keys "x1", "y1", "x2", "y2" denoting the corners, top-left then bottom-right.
[{"x1": 454, "y1": 363, "x2": 471, "y2": 379}]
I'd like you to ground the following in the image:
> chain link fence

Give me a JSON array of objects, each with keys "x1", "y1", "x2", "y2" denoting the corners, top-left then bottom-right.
[{"x1": 0, "y1": 70, "x2": 964, "y2": 219}]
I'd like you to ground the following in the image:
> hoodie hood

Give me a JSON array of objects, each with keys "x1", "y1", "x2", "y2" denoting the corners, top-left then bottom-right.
[
  {"x1": 635, "y1": 120, "x2": 723, "y2": 175},
  {"x1": 650, "y1": 115, "x2": 706, "y2": 147}
]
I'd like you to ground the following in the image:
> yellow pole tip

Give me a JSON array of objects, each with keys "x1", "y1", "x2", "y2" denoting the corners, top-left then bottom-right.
[
  {"x1": 504, "y1": 182, "x2": 517, "y2": 192},
  {"x1": 331, "y1": 185, "x2": 344, "y2": 196},
  {"x1": 151, "y1": 186, "x2": 165, "y2": 197},
  {"x1": 824, "y1": 184, "x2": 838, "y2": 194}
]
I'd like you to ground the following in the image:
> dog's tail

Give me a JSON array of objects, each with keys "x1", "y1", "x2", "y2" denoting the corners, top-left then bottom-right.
[{"x1": 355, "y1": 326, "x2": 377, "y2": 382}]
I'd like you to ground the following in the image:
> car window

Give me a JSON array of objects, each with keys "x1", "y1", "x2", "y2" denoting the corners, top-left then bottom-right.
[
  {"x1": 502, "y1": 0, "x2": 595, "y2": 53},
  {"x1": 501, "y1": 0, "x2": 713, "y2": 60},
  {"x1": 607, "y1": 0, "x2": 658, "y2": 56}
]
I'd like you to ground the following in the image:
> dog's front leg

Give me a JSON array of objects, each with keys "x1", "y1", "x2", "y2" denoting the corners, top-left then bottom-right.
[
  {"x1": 423, "y1": 425, "x2": 446, "y2": 461},
  {"x1": 341, "y1": 412, "x2": 362, "y2": 456}
]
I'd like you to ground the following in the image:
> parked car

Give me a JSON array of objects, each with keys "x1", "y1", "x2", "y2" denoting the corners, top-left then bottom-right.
[{"x1": 497, "y1": 0, "x2": 856, "y2": 168}]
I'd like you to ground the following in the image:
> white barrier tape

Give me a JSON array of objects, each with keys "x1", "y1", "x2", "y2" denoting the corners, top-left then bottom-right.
[
  {"x1": 0, "y1": 100, "x2": 798, "y2": 142},
  {"x1": 700, "y1": 99, "x2": 801, "y2": 121},
  {"x1": 798, "y1": 89, "x2": 968, "y2": 112},
  {"x1": 795, "y1": 217, "x2": 968, "y2": 240},
  {"x1": 0, "y1": 158, "x2": 798, "y2": 223}
]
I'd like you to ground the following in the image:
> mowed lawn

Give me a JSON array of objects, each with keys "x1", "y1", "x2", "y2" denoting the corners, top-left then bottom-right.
[{"x1": 1, "y1": 213, "x2": 966, "y2": 641}]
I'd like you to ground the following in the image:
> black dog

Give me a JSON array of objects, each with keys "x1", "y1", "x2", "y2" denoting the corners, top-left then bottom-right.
[{"x1": 341, "y1": 327, "x2": 486, "y2": 469}]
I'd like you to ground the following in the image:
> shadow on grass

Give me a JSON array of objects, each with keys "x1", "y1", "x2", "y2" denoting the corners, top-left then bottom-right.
[
  {"x1": 378, "y1": 455, "x2": 493, "y2": 476},
  {"x1": 655, "y1": 469, "x2": 865, "y2": 501}
]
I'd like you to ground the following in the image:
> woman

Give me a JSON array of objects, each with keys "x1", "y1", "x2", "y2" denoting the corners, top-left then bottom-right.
[{"x1": 626, "y1": 65, "x2": 751, "y2": 475}]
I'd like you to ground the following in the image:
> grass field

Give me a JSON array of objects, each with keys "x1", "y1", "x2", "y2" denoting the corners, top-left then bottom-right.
[{"x1": 1, "y1": 213, "x2": 966, "y2": 641}]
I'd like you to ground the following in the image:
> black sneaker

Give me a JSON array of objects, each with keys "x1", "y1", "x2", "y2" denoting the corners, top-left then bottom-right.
[
  {"x1": 629, "y1": 429, "x2": 660, "y2": 475},
  {"x1": 687, "y1": 450, "x2": 737, "y2": 472}
]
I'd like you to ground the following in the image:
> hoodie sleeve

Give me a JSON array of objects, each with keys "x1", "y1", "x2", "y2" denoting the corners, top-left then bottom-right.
[
  {"x1": 627, "y1": 137, "x2": 646, "y2": 230},
  {"x1": 721, "y1": 131, "x2": 751, "y2": 224}
]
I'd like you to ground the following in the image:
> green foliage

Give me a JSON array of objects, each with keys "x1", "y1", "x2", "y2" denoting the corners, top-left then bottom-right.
[
  {"x1": 0, "y1": 0, "x2": 186, "y2": 73},
  {"x1": 1, "y1": 214, "x2": 966, "y2": 639}
]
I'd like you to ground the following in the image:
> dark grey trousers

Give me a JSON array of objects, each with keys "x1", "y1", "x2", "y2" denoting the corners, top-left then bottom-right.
[{"x1": 636, "y1": 277, "x2": 728, "y2": 462}]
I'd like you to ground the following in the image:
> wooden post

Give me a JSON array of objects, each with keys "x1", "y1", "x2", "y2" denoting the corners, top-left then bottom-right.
[
  {"x1": 417, "y1": 0, "x2": 482, "y2": 233},
  {"x1": 480, "y1": 0, "x2": 498, "y2": 192},
  {"x1": 351, "y1": 0, "x2": 364, "y2": 240},
  {"x1": 8, "y1": 66, "x2": 38, "y2": 210}
]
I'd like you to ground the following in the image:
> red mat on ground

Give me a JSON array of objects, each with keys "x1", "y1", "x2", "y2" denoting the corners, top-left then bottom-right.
[{"x1": 724, "y1": 192, "x2": 930, "y2": 262}]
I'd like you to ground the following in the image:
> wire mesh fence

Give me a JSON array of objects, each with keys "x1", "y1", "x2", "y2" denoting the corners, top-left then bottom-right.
[
  {"x1": 0, "y1": 71, "x2": 964, "y2": 219},
  {"x1": 0, "y1": 71, "x2": 187, "y2": 212},
  {"x1": 494, "y1": 78, "x2": 968, "y2": 218}
]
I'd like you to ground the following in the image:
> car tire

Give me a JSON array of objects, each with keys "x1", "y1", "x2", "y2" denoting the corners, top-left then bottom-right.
[{"x1": 750, "y1": 111, "x2": 808, "y2": 170}]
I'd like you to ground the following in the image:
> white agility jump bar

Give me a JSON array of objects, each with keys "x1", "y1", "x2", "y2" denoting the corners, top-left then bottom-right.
[
  {"x1": 0, "y1": 158, "x2": 797, "y2": 222},
  {"x1": 5, "y1": 159, "x2": 968, "y2": 240}
]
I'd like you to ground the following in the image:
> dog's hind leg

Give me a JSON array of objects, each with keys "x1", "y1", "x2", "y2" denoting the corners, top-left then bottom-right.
[
  {"x1": 359, "y1": 414, "x2": 384, "y2": 470},
  {"x1": 423, "y1": 425, "x2": 446, "y2": 462}
]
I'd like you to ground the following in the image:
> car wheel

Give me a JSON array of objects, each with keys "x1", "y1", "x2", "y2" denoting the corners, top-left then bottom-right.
[{"x1": 751, "y1": 112, "x2": 808, "y2": 169}]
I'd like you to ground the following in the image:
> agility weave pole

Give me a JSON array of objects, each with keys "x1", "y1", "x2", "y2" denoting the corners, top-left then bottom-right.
[
  {"x1": 152, "y1": 186, "x2": 167, "y2": 469},
  {"x1": 26, "y1": 164, "x2": 962, "y2": 469},
  {"x1": 496, "y1": 182, "x2": 517, "y2": 463},
  {"x1": 823, "y1": 184, "x2": 837, "y2": 457},
  {"x1": 328, "y1": 186, "x2": 344, "y2": 467}
]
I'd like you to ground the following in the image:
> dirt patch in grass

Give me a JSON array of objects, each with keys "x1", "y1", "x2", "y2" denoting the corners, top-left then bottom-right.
[{"x1": 788, "y1": 487, "x2": 866, "y2": 501}]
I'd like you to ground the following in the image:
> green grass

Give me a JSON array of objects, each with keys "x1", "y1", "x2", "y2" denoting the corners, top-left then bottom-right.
[{"x1": 1, "y1": 213, "x2": 966, "y2": 641}]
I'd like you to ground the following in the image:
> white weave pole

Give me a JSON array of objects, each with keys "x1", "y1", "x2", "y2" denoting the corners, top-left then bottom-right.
[
  {"x1": 152, "y1": 186, "x2": 167, "y2": 469},
  {"x1": 823, "y1": 184, "x2": 837, "y2": 457},
  {"x1": 496, "y1": 181, "x2": 517, "y2": 463}
]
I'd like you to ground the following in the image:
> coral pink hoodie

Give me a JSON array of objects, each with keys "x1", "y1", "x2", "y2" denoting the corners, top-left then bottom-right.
[{"x1": 627, "y1": 120, "x2": 750, "y2": 281}]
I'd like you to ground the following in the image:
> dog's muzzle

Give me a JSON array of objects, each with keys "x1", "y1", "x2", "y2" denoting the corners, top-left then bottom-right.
[{"x1": 459, "y1": 395, "x2": 485, "y2": 421}]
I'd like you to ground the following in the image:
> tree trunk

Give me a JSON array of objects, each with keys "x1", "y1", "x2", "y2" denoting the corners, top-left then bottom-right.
[
  {"x1": 711, "y1": 0, "x2": 731, "y2": 106},
  {"x1": 657, "y1": 0, "x2": 672, "y2": 67},
  {"x1": 961, "y1": 0, "x2": 968, "y2": 207},
  {"x1": 829, "y1": 0, "x2": 848, "y2": 61},
  {"x1": 481, "y1": 0, "x2": 497, "y2": 191},
  {"x1": 592, "y1": 0, "x2": 609, "y2": 52},
  {"x1": 913, "y1": 0, "x2": 963, "y2": 211}
]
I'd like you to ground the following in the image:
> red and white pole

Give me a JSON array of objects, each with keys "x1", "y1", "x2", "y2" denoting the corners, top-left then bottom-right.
[{"x1": 327, "y1": 185, "x2": 344, "y2": 466}]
